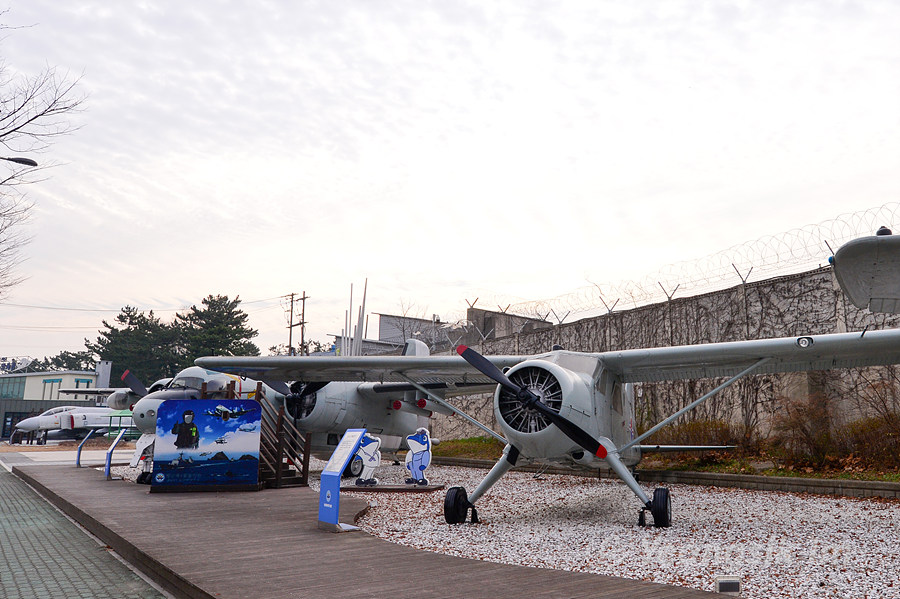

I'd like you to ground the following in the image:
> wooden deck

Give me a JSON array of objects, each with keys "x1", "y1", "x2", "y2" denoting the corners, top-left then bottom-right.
[{"x1": 13, "y1": 464, "x2": 719, "y2": 599}]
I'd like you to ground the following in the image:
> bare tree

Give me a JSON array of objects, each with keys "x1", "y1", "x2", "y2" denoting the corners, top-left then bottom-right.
[{"x1": 1, "y1": 13, "x2": 84, "y2": 298}]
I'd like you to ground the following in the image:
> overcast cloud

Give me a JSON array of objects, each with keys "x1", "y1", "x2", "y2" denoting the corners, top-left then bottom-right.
[{"x1": 1, "y1": 1, "x2": 899, "y2": 358}]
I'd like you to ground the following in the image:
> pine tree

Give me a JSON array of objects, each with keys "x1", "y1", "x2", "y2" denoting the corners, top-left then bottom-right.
[{"x1": 175, "y1": 295, "x2": 259, "y2": 363}]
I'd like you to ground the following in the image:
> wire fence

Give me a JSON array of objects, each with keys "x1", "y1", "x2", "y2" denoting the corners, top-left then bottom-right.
[{"x1": 482, "y1": 202, "x2": 900, "y2": 322}]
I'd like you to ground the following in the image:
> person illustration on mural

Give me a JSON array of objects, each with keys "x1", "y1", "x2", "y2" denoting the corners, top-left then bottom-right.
[{"x1": 172, "y1": 409, "x2": 199, "y2": 449}]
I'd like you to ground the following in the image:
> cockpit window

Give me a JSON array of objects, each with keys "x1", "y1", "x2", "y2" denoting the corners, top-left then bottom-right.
[
  {"x1": 168, "y1": 377, "x2": 205, "y2": 391},
  {"x1": 41, "y1": 406, "x2": 73, "y2": 416}
]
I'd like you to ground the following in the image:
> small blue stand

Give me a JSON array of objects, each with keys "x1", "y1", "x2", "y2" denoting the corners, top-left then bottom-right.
[
  {"x1": 75, "y1": 429, "x2": 96, "y2": 468},
  {"x1": 318, "y1": 428, "x2": 366, "y2": 532}
]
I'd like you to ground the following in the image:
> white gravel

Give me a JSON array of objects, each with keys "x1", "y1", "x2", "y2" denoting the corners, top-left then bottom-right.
[{"x1": 111, "y1": 461, "x2": 900, "y2": 598}]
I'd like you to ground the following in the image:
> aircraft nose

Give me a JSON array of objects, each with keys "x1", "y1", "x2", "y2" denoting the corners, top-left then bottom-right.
[
  {"x1": 131, "y1": 396, "x2": 163, "y2": 434},
  {"x1": 14, "y1": 417, "x2": 38, "y2": 431}
]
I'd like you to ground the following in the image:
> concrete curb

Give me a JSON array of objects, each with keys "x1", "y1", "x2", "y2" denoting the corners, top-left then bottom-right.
[{"x1": 432, "y1": 457, "x2": 900, "y2": 499}]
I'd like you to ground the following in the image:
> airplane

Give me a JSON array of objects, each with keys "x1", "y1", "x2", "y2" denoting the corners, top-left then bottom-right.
[
  {"x1": 214, "y1": 434, "x2": 230, "y2": 444},
  {"x1": 203, "y1": 404, "x2": 257, "y2": 421},
  {"x1": 238, "y1": 424, "x2": 257, "y2": 433},
  {"x1": 8, "y1": 376, "x2": 171, "y2": 444},
  {"x1": 126, "y1": 340, "x2": 462, "y2": 481},
  {"x1": 10, "y1": 405, "x2": 122, "y2": 444},
  {"x1": 196, "y1": 326, "x2": 900, "y2": 528}
]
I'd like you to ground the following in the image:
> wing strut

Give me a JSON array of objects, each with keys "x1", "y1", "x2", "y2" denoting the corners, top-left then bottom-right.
[
  {"x1": 618, "y1": 357, "x2": 771, "y2": 453},
  {"x1": 395, "y1": 373, "x2": 507, "y2": 444}
]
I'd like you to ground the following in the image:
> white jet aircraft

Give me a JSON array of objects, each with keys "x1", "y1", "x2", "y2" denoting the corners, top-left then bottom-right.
[
  {"x1": 11, "y1": 405, "x2": 121, "y2": 443},
  {"x1": 196, "y1": 327, "x2": 900, "y2": 528}
]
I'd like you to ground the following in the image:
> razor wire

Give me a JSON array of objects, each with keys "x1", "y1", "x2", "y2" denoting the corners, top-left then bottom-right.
[{"x1": 472, "y1": 202, "x2": 900, "y2": 323}]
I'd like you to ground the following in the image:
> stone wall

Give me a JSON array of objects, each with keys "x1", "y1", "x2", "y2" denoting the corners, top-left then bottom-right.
[{"x1": 430, "y1": 266, "x2": 900, "y2": 442}]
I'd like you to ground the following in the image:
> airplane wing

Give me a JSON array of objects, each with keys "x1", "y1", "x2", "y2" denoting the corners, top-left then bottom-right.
[
  {"x1": 597, "y1": 328, "x2": 900, "y2": 382},
  {"x1": 194, "y1": 354, "x2": 528, "y2": 385},
  {"x1": 59, "y1": 388, "x2": 120, "y2": 396},
  {"x1": 198, "y1": 328, "x2": 900, "y2": 388}
]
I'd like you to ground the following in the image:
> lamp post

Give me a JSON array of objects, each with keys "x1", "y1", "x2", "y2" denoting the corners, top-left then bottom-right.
[{"x1": 1, "y1": 157, "x2": 38, "y2": 167}]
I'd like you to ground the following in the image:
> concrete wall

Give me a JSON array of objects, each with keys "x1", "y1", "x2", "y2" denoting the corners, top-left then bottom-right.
[{"x1": 430, "y1": 266, "x2": 900, "y2": 441}]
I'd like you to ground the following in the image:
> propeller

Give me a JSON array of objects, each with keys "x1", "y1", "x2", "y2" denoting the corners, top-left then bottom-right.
[
  {"x1": 289, "y1": 381, "x2": 329, "y2": 398},
  {"x1": 456, "y1": 345, "x2": 607, "y2": 459},
  {"x1": 120, "y1": 369, "x2": 148, "y2": 397}
]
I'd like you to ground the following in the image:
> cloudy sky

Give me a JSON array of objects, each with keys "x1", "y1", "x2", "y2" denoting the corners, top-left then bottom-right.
[{"x1": 1, "y1": 1, "x2": 899, "y2": 360}]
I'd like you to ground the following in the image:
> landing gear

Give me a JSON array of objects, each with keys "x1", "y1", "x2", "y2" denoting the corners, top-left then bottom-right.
[
  {"x1": 638, "y1": 487, "x2": 671, "y2": 528},
  {"x1": 342, "y1": 456, "x2": 363, "y2": 478},
  {"x1": 444, "y1": 486, "x2": 478, "y2": 524},
  {"x1": 136, "y1": 471, "x2": 152, "y2": 485}
]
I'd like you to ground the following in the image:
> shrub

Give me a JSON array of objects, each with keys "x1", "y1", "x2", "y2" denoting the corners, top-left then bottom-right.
[
  {"x1": 770, "y1": 393, "x2": 837, "y2": 468},
  {"x1": 838, "y1": 414, "x2": 900, "y2": 469},
  {"x1": 642, "y1": 419, "x2": 739, "y2": 447}
]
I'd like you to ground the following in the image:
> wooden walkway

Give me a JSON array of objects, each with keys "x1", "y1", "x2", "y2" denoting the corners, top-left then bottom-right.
[{"x1": 13, "y1": 465, "x2": 719, "y2": 599}]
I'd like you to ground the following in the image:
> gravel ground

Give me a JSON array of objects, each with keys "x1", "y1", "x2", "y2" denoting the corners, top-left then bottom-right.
[{"x1": 111, "y1": 460, "x2": 900, "y2": 598}]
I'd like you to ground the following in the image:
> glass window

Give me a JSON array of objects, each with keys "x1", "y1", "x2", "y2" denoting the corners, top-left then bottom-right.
[{"x1": 0, "y1": 377, "x2": 26, "y2": 400}]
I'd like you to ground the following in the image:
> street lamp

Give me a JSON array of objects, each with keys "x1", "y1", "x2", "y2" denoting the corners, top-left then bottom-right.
[{"x1": 1, "y1": 157, "x2": 38, "y2": 167}]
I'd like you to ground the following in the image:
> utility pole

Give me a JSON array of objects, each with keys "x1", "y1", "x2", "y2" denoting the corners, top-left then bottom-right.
[{"x1": 286, "y1": 292, "x2": 309, "y2": 355}]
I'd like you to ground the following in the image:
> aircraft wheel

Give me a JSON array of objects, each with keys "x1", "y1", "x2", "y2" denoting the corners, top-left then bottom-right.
[
  {"x1": 342, "y1": 456, "x2": 363, "y2": 478},
  {"x1": 444, "y1": 486, "x2": 471, "y2": 524},
  {"x1": 136, "y1": 472, "x2": 151, "y2": 485},
  {"x1": 651, "y1": 487, "x2": 671, "y2": 528}
]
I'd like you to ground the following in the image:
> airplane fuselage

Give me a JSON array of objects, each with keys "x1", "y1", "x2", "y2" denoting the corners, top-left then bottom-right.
[
  {"x1": 286, "y1": 381, "x2": 423, "y2": 455},
  {"x1": 14, "y1": 406, "x2": 118, "y2": 433}
]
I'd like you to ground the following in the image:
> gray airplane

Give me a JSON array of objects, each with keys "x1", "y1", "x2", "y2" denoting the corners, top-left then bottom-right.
[
  {"x1": 197, "y1": 327, "x2": 900, "y2": 528},
  {"x1": 125, "y1": 340, "x2": 474, "y2": 481}
]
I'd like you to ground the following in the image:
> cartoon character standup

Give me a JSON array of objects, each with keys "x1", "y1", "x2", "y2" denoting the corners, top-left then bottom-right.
[
  {"x1": 355, "y1": 433, "x2": 381, "y2": 486},
  {"x1": 171, "y1": 409, "x2": 199, "y2": 449},
  {"x1": 404, "y1": 427, "x2": 432, "y2": 486}
]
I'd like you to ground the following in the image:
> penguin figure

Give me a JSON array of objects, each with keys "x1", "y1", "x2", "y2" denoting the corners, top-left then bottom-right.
[
  {"x1": 404, "y1": 427, "x2": 432, "y2": 486},
  {"x1": 354, "y1": 433, "x2": 381, "y2": 486}
]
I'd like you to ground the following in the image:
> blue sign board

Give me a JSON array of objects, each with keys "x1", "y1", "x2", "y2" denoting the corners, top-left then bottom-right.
[
  {"x1": 318, "y1": 428, "x2": 366, "y2": 531},
  {"x1": 152, "y1": 399, "x2": 261, "y2": 488}
]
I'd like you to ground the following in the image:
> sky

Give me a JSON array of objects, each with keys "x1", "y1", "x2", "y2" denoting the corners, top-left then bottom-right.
[{"x1": 1, "y1": 0, "x2": 899, "y2": 360}]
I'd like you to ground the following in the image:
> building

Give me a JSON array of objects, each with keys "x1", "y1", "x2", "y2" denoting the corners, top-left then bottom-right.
[{"x1": 0, "y1": 363, "x2": 109, "y2": 439}]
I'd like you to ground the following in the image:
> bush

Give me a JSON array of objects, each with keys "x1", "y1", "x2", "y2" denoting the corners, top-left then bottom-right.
[
  {"x1": 838, "y1": 414, "x2": 900, "y2": 470},
  {"x1": 769, "y1": 393, "x2": 838, "y2": 468},
  {"x1": 642, "y1": 419, "x2": 740, "y2": 447}
]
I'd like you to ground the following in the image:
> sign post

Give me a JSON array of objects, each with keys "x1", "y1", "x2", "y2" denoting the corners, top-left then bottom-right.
[{"x1": 318, "y1": 428, "x2": 366, "y2": 532}]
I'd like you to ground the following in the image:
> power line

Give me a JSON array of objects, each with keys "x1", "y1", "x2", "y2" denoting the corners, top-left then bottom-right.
[{"x1": 0, "y1": 295, "x2": 287, "y2": 314}]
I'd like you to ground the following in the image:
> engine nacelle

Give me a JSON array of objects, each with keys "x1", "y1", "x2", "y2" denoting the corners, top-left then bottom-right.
[
  {"x1": 285, "y1": 381, "x2": 418, "y2": 437},
  {"x1": 107, "y1": 390, "x2": 137, "y2": 411},
  {"x1": 494, "y1": 358, "x2": 596, "y2": 459}
]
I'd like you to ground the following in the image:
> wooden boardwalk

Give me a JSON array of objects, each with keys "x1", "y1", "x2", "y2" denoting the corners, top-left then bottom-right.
[{"x1": 13, "y1": 465, "x2": 719, "y2": 599}]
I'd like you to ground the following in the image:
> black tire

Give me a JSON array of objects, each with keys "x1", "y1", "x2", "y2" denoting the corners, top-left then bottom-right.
[
  {"x1": 136, "y1": 472, "x2": 152, "y2": 485},
  {"x1": 651, "y1": 487, "x2": 671, "y2": 528},
  {"x1": 444, "y1": 486, "x2": 470, "y2": 524},
  {"x1": 342, "y1": 456, "x2": 363, "y2": 478}
]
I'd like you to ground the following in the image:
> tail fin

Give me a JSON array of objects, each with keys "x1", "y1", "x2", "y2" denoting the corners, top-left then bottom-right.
[{"x1": 401, "y1": 338, "x2": 430, "y2": 357}]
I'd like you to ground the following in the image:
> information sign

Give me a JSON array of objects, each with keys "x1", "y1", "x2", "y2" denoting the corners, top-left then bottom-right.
[{"x1": 318, "y1": 428, "x2": 366, "y2": 532}]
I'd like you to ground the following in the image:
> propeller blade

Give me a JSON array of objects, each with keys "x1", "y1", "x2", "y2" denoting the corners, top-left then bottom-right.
[
  {"x1": 120, "y1": 370, "x2": 148, "y2": 397},
  {"x1": 528, "y1": 400, "x2": 606, "y2": 458},
  {"x1": 263, "y1": 379, "x2": 291, "y2": 395},
  {"x1": 456, "y1": 345, "x2": 521, "y2": 392},
  {"x1": 456, "y1": 345, "x2": 607, "y2": 459}
]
